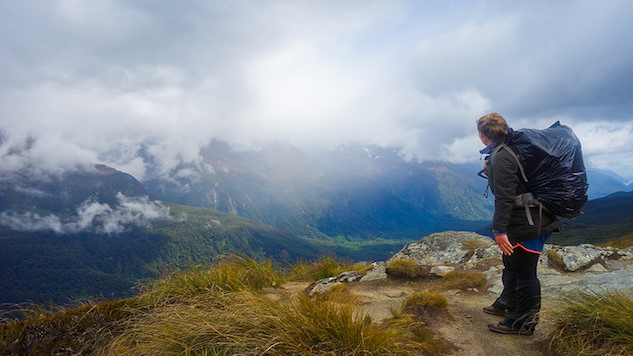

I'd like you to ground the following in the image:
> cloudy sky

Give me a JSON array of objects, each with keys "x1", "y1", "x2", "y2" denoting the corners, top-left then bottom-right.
[{"x1": 1, "y1": 0, "x2": 632, "y2": 180}]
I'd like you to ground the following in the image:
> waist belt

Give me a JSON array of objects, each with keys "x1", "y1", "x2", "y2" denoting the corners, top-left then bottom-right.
[
  {"x1": 514, "y1": 193, "x2": 550, "y2": 231},
  {"x1": 514, "y1": 192, "x2": 539, "y2": 208}
]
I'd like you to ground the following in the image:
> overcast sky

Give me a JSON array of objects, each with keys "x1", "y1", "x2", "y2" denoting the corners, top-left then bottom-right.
[{"x1": 1, "y1": 0, "x2": 632, "y2": 181}]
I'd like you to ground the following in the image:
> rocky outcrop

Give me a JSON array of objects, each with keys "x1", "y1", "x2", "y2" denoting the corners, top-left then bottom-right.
[
  {"x1": 390, "y1": 231, "x2": 497, "y2": 268},
  {"x1": 306, "y1": 231, "x2": 633, "y2": 296},
  {"x1": 390, "y1": 231, "x2": 633, "y2": 272},
  {"x1": 389, "y1": 231, "x2": 493, "y2": 267}
]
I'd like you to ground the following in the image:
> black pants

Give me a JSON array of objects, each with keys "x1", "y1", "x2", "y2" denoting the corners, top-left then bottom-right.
[{"x1": 493, "y1": 246, "x2": 541, "y2": 331}]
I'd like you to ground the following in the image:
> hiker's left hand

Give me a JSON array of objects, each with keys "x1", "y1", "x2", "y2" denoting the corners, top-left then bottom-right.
[{"x1": 495, "y1": 234, "x2": 513, "y2": 255}]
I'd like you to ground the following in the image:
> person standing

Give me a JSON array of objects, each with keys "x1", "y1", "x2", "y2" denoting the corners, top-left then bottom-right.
[{"x1": 477, "y1": 112, "x2": 561, "y2": 335}]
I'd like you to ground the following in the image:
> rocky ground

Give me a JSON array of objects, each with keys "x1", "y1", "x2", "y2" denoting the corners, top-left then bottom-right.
[
  {"x1": 301, "y1": 231, "x2": 633, "y2": 355},
  {"x1": 347, "y1": 279, "x2": 547, "y2": 355}
]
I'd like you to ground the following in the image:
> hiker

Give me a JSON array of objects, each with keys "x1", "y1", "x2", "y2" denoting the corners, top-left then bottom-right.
[{"x1": 477, "y1": 113, "x2": 561, "y2": 335}]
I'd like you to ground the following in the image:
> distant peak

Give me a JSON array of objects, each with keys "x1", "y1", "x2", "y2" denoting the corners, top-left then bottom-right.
[{"x1": 95, "y1": 164, "x2": 119, "y2": 175}]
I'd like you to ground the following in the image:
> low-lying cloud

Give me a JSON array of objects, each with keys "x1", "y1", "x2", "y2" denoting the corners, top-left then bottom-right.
[
  {"x1": 1, "y1": 1, "x2": 632, "y2": 179},
  {"x1": 0, "y1": 193, "x2": 172, "y2": 234}
]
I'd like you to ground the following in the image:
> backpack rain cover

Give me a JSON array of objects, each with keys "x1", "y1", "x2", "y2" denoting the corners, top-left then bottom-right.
[{"x1": 506, "y1": 121, "x2": 588, "y2": 219}]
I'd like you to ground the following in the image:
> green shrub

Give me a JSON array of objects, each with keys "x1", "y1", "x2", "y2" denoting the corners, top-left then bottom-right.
[{"x1": 544, "y1": 290, "x2": 633, "y2": 355}]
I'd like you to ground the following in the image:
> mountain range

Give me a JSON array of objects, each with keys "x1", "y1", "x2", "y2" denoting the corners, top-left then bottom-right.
[
  {"x1": 0, "y1": 165, "x2": 321, "y2": 306},
  {"x1": 551, "y1": 189, "x2": 633, "y2": 246},
  {"x1": 585, "y1": 168, "x2": 632, "y2": 199},
  {"x1": 142, "y1": 142, "x2": 494, "y2": 240},
  {"x1": 1, "y1": 141, "x2": 632, "y2": 307}
]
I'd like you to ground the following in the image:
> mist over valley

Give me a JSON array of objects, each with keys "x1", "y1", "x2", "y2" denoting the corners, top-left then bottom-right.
[{"x1": 2, "y1": 137, "x2": 632, "y2": 306}]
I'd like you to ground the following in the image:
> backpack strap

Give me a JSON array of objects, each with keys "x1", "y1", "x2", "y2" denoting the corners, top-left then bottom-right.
[
  {"x1": 498, "y1": 143, "x2": 528, "y2": 183},
  {"x1": 490, "y1": 144, "x2": 540, "y2": 227},
  {"x1": 498, "y1": 144, "x2": 549, "y2": 231},
  {"x1": 519, "y1": 193, "x2": 535, "y2": 226}
]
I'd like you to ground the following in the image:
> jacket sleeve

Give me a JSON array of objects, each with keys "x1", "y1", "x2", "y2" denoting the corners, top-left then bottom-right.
[{"x1": 490, "y1": 149, "x2": 520, "y2": 235}]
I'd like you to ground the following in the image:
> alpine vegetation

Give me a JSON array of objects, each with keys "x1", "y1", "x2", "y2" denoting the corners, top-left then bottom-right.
[
  {"x1": 1, "y1": 256, "x2": 443, "y2": 356},
  {"x1": 545, "y1": 290, "x2": 633, "y2": 355}
]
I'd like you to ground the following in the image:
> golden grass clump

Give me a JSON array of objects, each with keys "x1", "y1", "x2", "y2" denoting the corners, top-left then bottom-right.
[
  {"x1": 319, "y1": 282, "x2": 354, "y2": 302},
  {"x1": 387, "y1": 291, "x2": 453, "y2": 355},
  {"x1": 0, "y1": 299, "x2": 137, "y2": 355},
  {"x1": 137, "y1": 255, "x2": 285, "y2": 305},
  {"x1": 288, "y1": 255, "x2": 368, "y2": 282},
  {"x1": 461, "y1": 239, "x2": 490, "y2": 252},
  {"x1": 544, "y1": 289, "x2": 633, "y2": 356},
  {"x1": 103, "y1": 286, "x2": 434, "y2": 355},
  {"x1": 385, "y1": 258, "x2": 427, "y2": 279},
  {"x1": 600, "y1": 233, "x2": 633, "y2": 249},
  {"x1": 3, "y1": 255, "x2": 448, "y2": 355},
  {"x1": 546, "y1": 250, "x2": 567, "y2": 273},
  {"x1": 401, "y1": 291, "x2": 450, "y2": 324},
  {"x1": 431, "y1": 270, "x2": 487, "y2": 291}
]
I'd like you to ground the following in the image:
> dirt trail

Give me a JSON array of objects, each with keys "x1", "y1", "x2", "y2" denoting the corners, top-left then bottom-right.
[
  {"x1": 433, "y1": 292, "x2": 546, "y2": 355},
  {"x1": 285, "y1": 280, "x2": 549, "y2": 355}
]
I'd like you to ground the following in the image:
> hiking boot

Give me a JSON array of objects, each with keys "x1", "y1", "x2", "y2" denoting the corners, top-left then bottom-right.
[
  {"x1": 483, "y1": 305, "x2": 511, "y2": 317},
  {"x1": 487, "y1": 322, "x2": 534, "y2": 336}
]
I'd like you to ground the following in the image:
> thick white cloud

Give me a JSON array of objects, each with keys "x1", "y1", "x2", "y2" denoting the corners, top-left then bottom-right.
[
  {"x1": 1, "y1": 0, "x2": 632, "y2": 179},
  {"x1": 0, "y1": 193, "x2": 172, "y2": 234}
]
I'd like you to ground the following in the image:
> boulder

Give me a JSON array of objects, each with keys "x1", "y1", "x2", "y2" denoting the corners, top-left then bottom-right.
[
  {"x1": 390, "y1": 231, "x2": 493, "y2": 266},
  {"x1": 306, "y1": 271, "x2": 363, "y2": 296},
  {"x1": 308, "y1": 231, "x2": 633, "y2": 297},
  {"x1": 360, "y1": 262, "x2": 387, "y2": 282},
  {"x1": 464, "y1": 244, "x2": 499, "y2": 267},
  {"x1": 619, "y1": 247, "x2": 633, "y2": 260},
  {"x1": 546, "y1": 244, "x2": 616, "y2": 272}
]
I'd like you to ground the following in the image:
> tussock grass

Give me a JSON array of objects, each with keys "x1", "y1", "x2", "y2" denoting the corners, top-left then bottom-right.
[
  {"x1": 0, "y1": 299, "x2": 137, "y2": 355},
  {"x1": 461, "y1": 239, "x2": 490, "y2": 252},
  {"x1": 387, "y1": 291, "x2": 452, "y2": 354},
  {"x1": 430, "y1": 270, "x2": 487, "y2": 291},
  {"x1": 546, "y1": 250, "x2": 567, "y2": 273},
  {"x1": 2, "y1": 255, "x2": 445, "y2": 355},
  {"x1": 320, "y1": 282, "x2": 353, "y2": 301},
  {"x1": 401, "y1": 291, "x2": 450, "y2": 324},
  {"x1": 288, "y1": 255, "x2": 368, "y2": 281},
  {"x1": 386, "y1": 259, "x2": 427, "y2": 279},
  {"x1": 104, "y1": 281, "x2": 432, "y2": 355},
  {"x1": 469, "y1": 257, "x2": 501, "y2": 270},
  {"x1": 544, "y1": 290, "x2": 633, "y2": 355},
  {"x1": 138, "y1": 255, "x2": 285, "y2": 305},
  {"x1": 601, "y1": 233, "x2": 633, "y2": 249}
]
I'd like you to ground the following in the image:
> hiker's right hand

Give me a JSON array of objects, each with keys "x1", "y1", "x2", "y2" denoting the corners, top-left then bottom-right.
[{"x1": 495, "y1": 234, "x2": 513, "y2": 255}]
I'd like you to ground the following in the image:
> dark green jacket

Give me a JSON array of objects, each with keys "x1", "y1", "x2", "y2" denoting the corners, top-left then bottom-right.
[{"x1": 486, "y1": 145, "x2": 561, "y2": 243}]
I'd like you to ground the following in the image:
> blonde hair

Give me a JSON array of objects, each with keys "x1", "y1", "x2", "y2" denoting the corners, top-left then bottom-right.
[{"x1": 477, "y1": 112, "x2": 508, "y2": 143}]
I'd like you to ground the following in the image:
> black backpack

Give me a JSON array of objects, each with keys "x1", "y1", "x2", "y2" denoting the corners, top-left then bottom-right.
[{"x1": 501, "y1": 121, "x2": 588, "y2": 219}]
